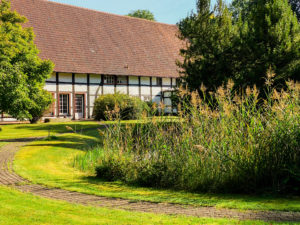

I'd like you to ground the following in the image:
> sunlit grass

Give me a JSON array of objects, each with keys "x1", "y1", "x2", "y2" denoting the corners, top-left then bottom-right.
[
  {"x1": 1, "y1": 185, "x2": 276, "y2": 225},
  {"x1": 13, "y1": 131, "x2": 300, "y2": 212}
]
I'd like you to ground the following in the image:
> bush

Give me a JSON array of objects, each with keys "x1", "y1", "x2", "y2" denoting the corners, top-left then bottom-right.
[
  {"x1": 91, "y1": 78, "x2": 300, "y2": 195},
  {"x1": 44, "y1": 118, "x2": 51, "y2": 123},
  {"x1": 93, "y1": 93, "x2": 148, "y2": 121}
]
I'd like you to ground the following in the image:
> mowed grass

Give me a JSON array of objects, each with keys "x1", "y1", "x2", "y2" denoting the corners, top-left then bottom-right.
[
  {"x1": 13, "y1": 129, "x2": 300, "y2": 212},
  {"x1": 0, "y1": 117, "x2": 177, "y2": 140},
  {"x1": 0, "y1": 121, "x2": 102, "y2": 140},
  {"x1": 1, "y1": 185, "x2": 275, "y2": 225}
]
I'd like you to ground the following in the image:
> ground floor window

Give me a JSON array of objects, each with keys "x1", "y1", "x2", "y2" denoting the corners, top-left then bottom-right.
[{"x1": 59, "y1": 94, "x2": 69, "y2": 115}]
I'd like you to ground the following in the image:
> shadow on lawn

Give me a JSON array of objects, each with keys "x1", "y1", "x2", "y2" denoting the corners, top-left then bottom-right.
[
  {"x1": 16, "y1": 122, "x2": 104, "y2": 134},
  {"x1": 26, "y1": 130, "x2": 103, "y2": 151}
]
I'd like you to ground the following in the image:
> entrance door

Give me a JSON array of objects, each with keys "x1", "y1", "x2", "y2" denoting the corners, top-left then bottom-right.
[{"x1": 75, "y1": 94, "x2": 84, "y2": 119}]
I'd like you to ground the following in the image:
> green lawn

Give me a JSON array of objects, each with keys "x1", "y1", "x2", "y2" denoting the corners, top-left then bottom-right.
[
  {"x1": 0, "y1": 117, "x2": 177, "y2": 140},
  {"x1": 1, "y1": 185, "x2": 275, "y2": 225},
  {"x1": 0, "y1": 121, "x2": 102, "y2": 140},
  {"x1": 13, "y1": 128, "x2": 300, "y2": 212}
]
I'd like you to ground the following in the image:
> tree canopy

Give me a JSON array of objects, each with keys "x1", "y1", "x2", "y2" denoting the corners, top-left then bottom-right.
[
  {"x1": 177, "y1": 0, "x2": 300, "y2": 93},
  {"x1": 127, "y1": 10, "x2": 156, "y2": 21},
  {"x1": 289, "y1": 0, "x2": 300, "y2": 21},
  {"x1": 0, "y1": 0, "x2": 54, "y2": 123}
]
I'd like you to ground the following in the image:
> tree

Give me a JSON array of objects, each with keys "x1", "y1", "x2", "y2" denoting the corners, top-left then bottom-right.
[
  {"x1": 127, "y1": 10, "x2": 155, "y2": 21},
  {"x1": 0, "y1": 0, "x2": 54, "y2": 123},
  {"x1": 177, "y1": 0, "x2": 237, "y2": 92},
  {"x1": 233, "y1": 0, "x2": 300, "y2": 89},
  {"x1": 231, "y1": 0, "x2": 300, "y2": 22},
  {"x1": 289, "y1": 0, "x2": 300, "y2": 21},
  {"x1": 177, "y1": 0, "x2": 300, "y2": 93}
]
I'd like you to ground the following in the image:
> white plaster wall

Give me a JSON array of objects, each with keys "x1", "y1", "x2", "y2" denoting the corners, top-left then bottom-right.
[
  {"x1": 59, "y1": 73, "x2": 72, "y2": 82},
  {"x1": 74, "y1": 84, "x2": 87, "y2": 92},
  {"x1": 141, "y1": 87, "x2": 151, "y2": 96},
  {"x1": 162, "y1": 87, "x2": 172, "y2": 92},
  {"x1": 75, "y1": 74, "x2": 87, "y2": 83},
  {"x1": 129, "y1": 76, "x2": 139, "y2": 85},
  {"x1": 59, "y1": 84, "x2": 72, "y2": 92},
  {"x1": 116, "y1": 86, "x2": 127, "y2": 94},
  {"x1": 90, "y1": 74, "x2": 101, "y2": 84},
  {"x1": 90, "y1": 85, "x2": 101, "y2": 97},
  {"x1": 90, "y1": 95, "x2": 96, "y2": 107},
  {"x1": 141, "y1": 77, "x2": 150, "y2": 85},
  {"x1": 152, "y1": 87, "x2": 162, "y2": 97},
  {"x1": 44, "y1": 83, "x2": 56, "y2": 92},
  {"x1": 103, "y1": 85, "x2": 115, "y2": 94},
  {"x1": 129, "y1": 86, "x2": 139, "y2": 96}
]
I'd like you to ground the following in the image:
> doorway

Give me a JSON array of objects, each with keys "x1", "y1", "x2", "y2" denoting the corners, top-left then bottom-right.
[{"x1": 75, "y1": 94, "x2": 84, "y2": 119}]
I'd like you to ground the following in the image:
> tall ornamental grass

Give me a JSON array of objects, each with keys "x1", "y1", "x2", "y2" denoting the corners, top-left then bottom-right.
[{"x1": 76, "y1": 78, "x2": 300, "y2": 194}]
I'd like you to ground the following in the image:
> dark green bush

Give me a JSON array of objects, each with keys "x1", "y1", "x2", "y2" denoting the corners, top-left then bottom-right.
[{"x1": 92, "y1": 93, "x2": 148, "y2": 121}]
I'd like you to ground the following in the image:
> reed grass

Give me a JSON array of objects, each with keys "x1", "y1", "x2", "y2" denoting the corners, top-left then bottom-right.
[{"x1": 74, "y1": 74, "x2": 300, "y2": 194}]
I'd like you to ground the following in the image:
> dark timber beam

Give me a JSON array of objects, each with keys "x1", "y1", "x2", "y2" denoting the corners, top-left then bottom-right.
[
  {"x1": 72, "y1": 73, "x2": 75, "y2": 120},
  {"x1": 56, "y1": 72, "x2": 59, "y2": 118},
  {"x1": 87, "y1": 74, "x2": 90, "y2": 119},
  {"x1": 150, "y1": 77, "x2": 153, "y2": 100},
  {"x1": 101, "y1": 75, "x2": 104, "y2": 95},
  {"x1": 138, "y1": 76, "x2": 141, "y2": 99}
]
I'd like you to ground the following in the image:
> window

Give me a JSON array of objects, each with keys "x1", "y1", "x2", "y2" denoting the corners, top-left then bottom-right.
[
  {"x1": 157, "y1": 77, "x2": 162, "y2": 86},
  {"x1": 59, "y1": 94, "x2": 69, "y2": 115},
  {"x1": 117, "y1": 76, "x2": 127, "y2": 84},
  {"x1": 103, "y1": 75, "x2": 115, "y2": 84}
]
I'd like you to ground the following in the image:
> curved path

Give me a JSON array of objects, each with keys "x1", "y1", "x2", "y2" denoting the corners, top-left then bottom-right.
[{"x1": 1, "y1": 141, "x2": 300, "y2": 222}]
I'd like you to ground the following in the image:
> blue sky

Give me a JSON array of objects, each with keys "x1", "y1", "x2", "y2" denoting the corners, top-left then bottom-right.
[{"x1": 49, "y1": 0, "x2": 231, "y2": 24}]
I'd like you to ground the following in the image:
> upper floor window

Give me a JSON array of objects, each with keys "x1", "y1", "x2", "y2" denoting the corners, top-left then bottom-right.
[
  {"x1": 117, "y1": 76, "x2": 128, "y2": 84},
  {"x1": 103, "y1": 75, "x2": 115, "y2": 84}
]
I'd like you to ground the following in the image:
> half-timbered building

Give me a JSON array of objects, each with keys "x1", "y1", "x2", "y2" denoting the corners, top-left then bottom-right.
[{"x1": 2, "y1": 0, "x2": 182, "y2": 121}]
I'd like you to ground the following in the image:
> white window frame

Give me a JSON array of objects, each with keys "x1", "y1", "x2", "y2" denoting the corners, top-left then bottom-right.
[{"x1": 59, "y1": 94, "x2": 69, "y2": 115}]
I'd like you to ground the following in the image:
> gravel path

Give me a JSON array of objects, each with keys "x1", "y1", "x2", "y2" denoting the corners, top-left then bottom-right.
[{"x1": 1, "y1": 141, "x2": 300, "y2": 222}]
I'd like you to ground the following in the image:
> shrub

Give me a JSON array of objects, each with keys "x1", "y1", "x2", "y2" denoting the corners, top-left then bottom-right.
[
  {"x1": 93, "y1": 93, "x2": 148, "y2": 121},
  {"x1": 44, "y1": 118, "x2": 51, "y2": 123}
]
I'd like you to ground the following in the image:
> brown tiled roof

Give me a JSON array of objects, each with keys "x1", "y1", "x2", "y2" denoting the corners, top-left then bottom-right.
[{"x1": 10, "y1": 0, "x2": 183, "y2": 78}]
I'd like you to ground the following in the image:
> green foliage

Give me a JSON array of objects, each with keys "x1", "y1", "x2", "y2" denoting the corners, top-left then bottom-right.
[
  {"x1": 0, "y1": 0, "x2": 54, "y2": 122},
  {"x1": 93, "y1": 81, "x2": 300, "y2": 194},
  {"x1": 178, "y1": 0, "x2": 300, "y2": 93},
  {"x1": 93, "y1": 93, "x2": 148, "y2": 121},
  {"x1": 289, "y1": 0, "x2": 300, "y2": 21},
  {"x1": 127, "y1": 10, "x2": 156, "y2": 21},
  {"x1": 177, "y1": 0, "x2": 237, "y2": 92},
  {"x1": 233, "y1": 0, "x2": 300, "y2": 89}
]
